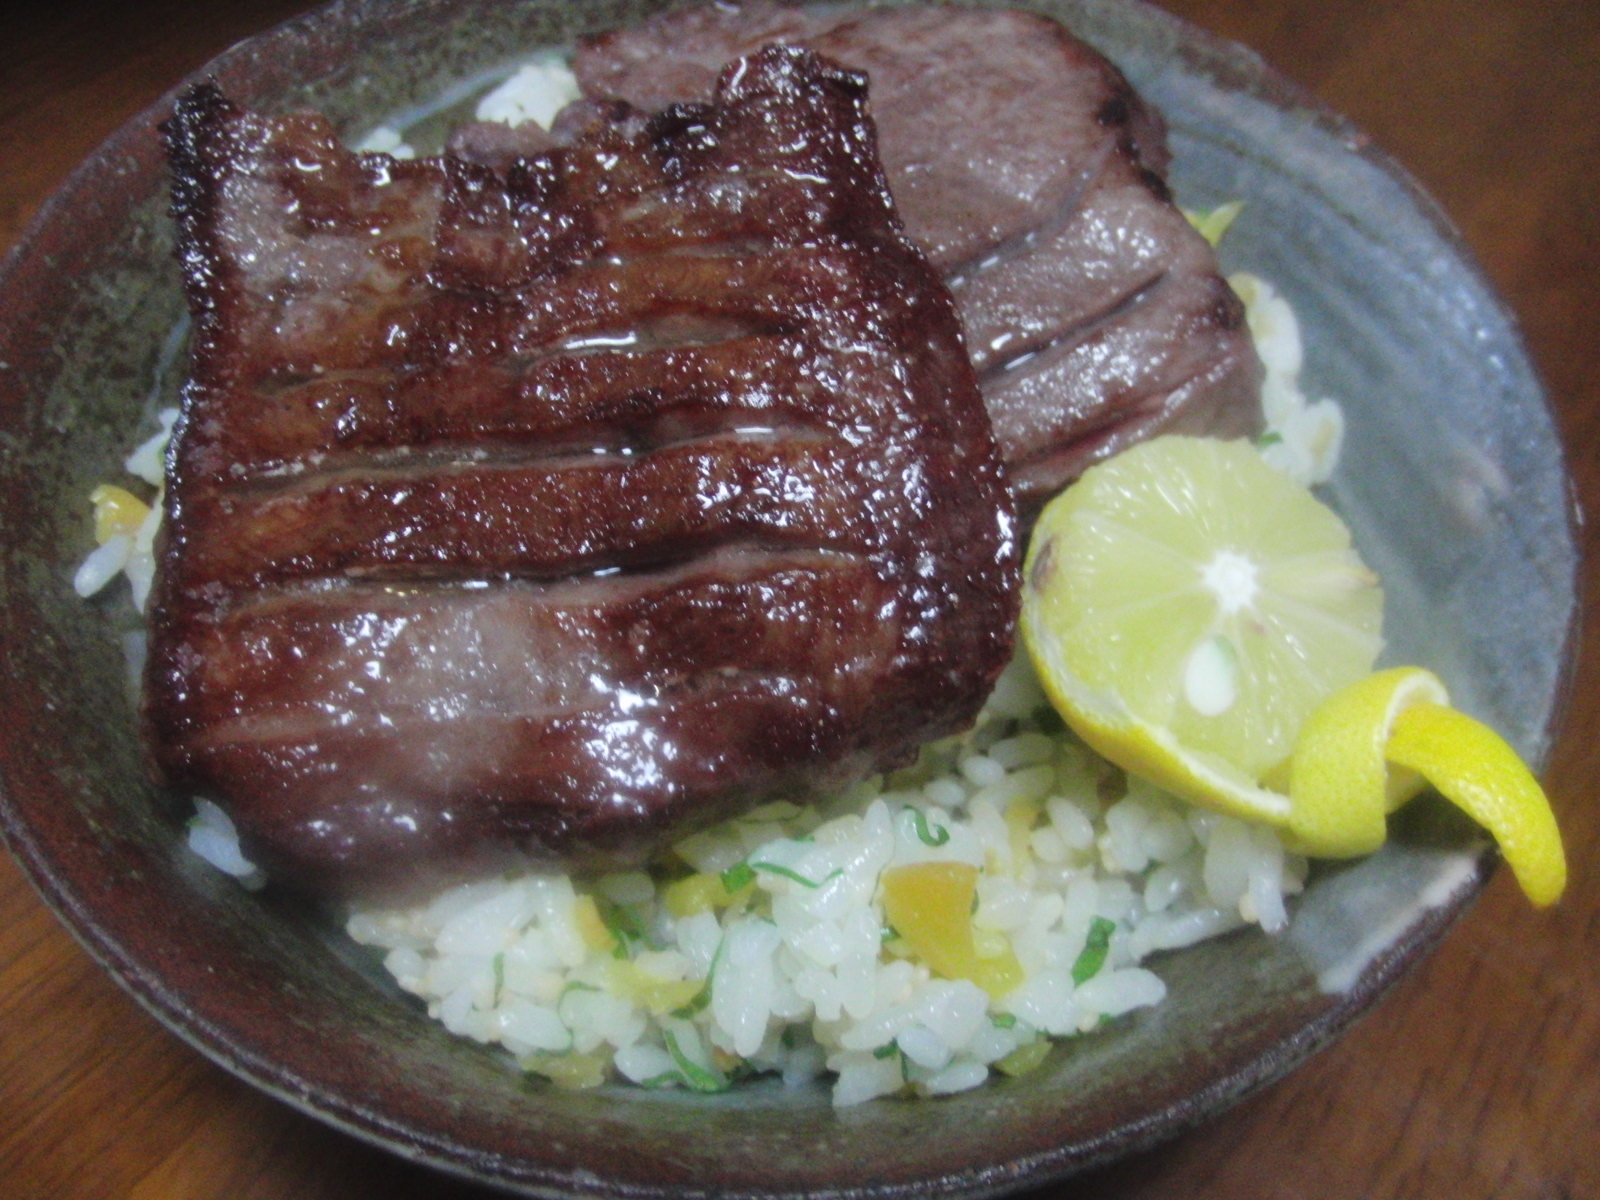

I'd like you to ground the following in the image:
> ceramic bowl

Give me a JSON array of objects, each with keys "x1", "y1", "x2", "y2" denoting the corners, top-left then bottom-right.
[{"x1": 0, "y1": 1, "x2": 1578, "y2": 1196}]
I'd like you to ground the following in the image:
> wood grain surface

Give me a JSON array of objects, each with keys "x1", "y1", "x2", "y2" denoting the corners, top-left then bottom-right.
[{"x1": 2, "y1": 1, "x2": 1596, "y2": 1197}]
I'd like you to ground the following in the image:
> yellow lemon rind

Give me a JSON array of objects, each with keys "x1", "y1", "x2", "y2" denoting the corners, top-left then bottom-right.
[
  {"x1": 1385, "y1": 702, "x2": 1567, "y2": 908},
  {"x1": 1284, "y1": 667, "x2": 1449, "y2": 858}
]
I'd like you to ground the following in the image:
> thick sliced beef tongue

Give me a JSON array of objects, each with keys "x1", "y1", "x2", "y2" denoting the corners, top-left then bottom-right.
[
  {"x1": 147, "y1": 48, "x2": 1018, "y2": 899},
  {"x1": 574, "y1": 2, "x2": 1263, "y2": 511}
]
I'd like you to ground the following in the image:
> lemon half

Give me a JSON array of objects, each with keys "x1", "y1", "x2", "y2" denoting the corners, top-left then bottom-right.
[{"x1": 1021, "y1": 435, "x2": 1384, "y2": 824}]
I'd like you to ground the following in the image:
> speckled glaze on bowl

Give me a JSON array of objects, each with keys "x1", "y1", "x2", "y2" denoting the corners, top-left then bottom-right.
[{"x1": 0, "y1": 1, "x2": 1578, "y2": 1197}]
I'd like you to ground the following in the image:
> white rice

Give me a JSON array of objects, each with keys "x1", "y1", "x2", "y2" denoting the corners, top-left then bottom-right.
[
  {"x1": 72, "y1": 407, "x2": 176, "y2": 611},
  {"x1": 75, "y1": 57, "x2": 1344, "y2": 1105},
  {"x1": 1231, "y1": 271, "x2": 1345, "y2": 487},
  {"x1": 343, "y1": 659, "x2": 1308, "y2": 1103},
  {"x1": 186, "y1": 799, "x2": 268, "y2": 890},
  {"x1": 473, "y1": 56, "x2": 584, "y2": 130}
]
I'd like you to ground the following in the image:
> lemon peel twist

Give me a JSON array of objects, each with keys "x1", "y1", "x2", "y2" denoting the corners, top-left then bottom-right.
[
  {"x1": 1282, "y1": 666, "x2": 1446, "y2": 859},
  {"x1": 1285, "y1": 667, "x2": 1566, "y2": 906}
]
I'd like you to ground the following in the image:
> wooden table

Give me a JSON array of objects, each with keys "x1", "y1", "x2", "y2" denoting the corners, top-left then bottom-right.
[{"x1": 3, "y1": 1, "x2": 1595, "y2": 1196}]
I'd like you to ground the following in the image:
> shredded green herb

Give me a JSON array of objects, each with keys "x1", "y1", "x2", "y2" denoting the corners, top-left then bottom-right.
[
  {"x1": 671, "y1": 987, "x2": 712, "y2": 1019},
  {"x1": 597, "y1": 897, "x2": 652, "y2": 959},
  {"x1": 721, "y1": 859, "x2": 843, "y2": 890},
  {"x1": 990, "y1": 1012, "x2": 1017, "y2": 1030},
  {"x1": 719, "y1": 861, "x2": 757, "y2": 893},
  {"x1": 1071, "y1": 916, "x2": 1118, "y2": 986},
  {"x1": 662, "y1": 1028, "x2": 729, "y2": 1093},
  {"x1": 492, "y1": 951, "x2": 506, "y2": 1007},
  {"x1": 670, "y1": 935, "x2": 727, "y2": 1020},
  {"x1": 906, "y1": 807, "x2": 951, "y2": 847},
  {"x1": 761, "y1": 861, "x2": 842, "y2": 888}
]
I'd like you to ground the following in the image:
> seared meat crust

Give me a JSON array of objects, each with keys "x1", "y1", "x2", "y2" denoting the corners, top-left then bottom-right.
[{"x1": 148, "y1": 49, "x2": 1018, "y2": 898}]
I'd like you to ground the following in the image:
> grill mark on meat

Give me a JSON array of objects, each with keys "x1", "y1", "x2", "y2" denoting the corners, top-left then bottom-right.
[
  {"x1": 169, "y1": 680, "x2": 890, "y2": 882},
  {"x1": 210, "y1": 541, "x2": 861, "y2": 608},
  {"x1": 147, "y1": 48, "x2": 1018, "y2": 898},
  {"x1": 210, "y1": 404, "x2": 834, "y2": 488},
  {"x1": 175, "y1": 435, "x2": 884, "y2": 590},
  {"x1": 549, "y1": 309, "x2": 785, "y2": 352},
  {"x1": 175, "y1": 546, "x2": 882, "y2": 746},
  {"x1": 941, "y1": 142, "x2": 1114, "y2": 291},
  {"x1": 188, "y1": 669, "x2": 822, "y2": 754},
  {"x1": 975, "y1": 269, "x2": 1163, "y2": 387},
  {"x1": 492, "y1": 250, "x2": 904, "y2": 353},
  {"x1": 215, "y1": 331, "x2": 828, "y2": 477}
]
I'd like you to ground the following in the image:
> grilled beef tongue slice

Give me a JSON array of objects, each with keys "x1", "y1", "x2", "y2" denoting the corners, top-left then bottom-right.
[
  {"x1": 148, "y1": 47, "x2": 1018, "y2": 900},
  {"x1": 575, "y1": 2, "x2": 1264, "y2": 512}
]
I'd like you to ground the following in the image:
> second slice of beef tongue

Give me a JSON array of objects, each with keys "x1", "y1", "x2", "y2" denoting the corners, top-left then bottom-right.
[
  {"x1": 574, "y1": 2, "x2": 1263, "y2": 511},
  {"x1": 147, "y1": 47, "x2": 1018, "y2": 899}
]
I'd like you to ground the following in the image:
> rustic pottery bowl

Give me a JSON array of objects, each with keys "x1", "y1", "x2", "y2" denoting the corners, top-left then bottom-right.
[{"x1": 0, "y1": 0, "x2": 1578, "y2": 1196}]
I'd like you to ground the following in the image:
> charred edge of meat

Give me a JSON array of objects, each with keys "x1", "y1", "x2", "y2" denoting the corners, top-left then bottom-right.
[{"x1": 163, "y1": 82, "x2": 238, "y2": 320}]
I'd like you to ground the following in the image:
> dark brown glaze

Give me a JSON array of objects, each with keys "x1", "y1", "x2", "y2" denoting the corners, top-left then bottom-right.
[
  {"x1": 574, "y1": 2, "x2": 1264, "y2": 511},
  {"x1": 146, "y1": 49, "x2": 1018, "y2": 900}
]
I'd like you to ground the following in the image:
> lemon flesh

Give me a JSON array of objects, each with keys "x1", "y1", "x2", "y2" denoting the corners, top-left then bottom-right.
[{"x1": 1022, "y1": 436, "x2": 1384, "y2": 823}]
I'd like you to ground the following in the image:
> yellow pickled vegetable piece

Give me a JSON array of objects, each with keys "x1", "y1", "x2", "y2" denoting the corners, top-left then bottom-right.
[
  {"x1": 521, "y1": 1051, "x2": 608, "y2": 1090},
  {"x1": 880, "y1": 861, "x2": 1023, "y2": 998},
  {"x1": 663, "y1": 872, "x2": 722, "y2": 917},
  {"x1": 606, "y1": 959, "x2": 704, "y2": 1016},
  {"x1": 572, "y1": 894, "x2": 617, "y2": 955},
  {"x1": 663, "y1": 870, "x2": 754, "y2": 918},
  {"x1": 89, "y1": 483, "x2": 150, "y2": 544},
  {"x1": 994, "y1": 1039, "x2": 1052, "y2": 1078},
  {"x1": 1002, "y1": 799, "x2": 1041, "y2": 874},
  {"x1": 1183, "y1": 199, "x2": 1245, "y2": 247}
]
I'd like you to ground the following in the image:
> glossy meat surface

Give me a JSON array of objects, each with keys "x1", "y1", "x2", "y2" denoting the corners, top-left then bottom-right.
[
  {"x1": 576, "y1": 2, "x2": 1263, "y2": 510},
  {"x1": 146, "y1": 51, "x2": 1018, "y2": 898}
]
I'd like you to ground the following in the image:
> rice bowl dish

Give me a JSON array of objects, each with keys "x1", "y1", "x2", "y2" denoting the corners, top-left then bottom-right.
[
  {"x1": 1, "y1": 0, "x2": 1576, "y2": 1194},
  {"x1": 74, "y1": 50, "x2": 1352, "y2": 1103}
]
